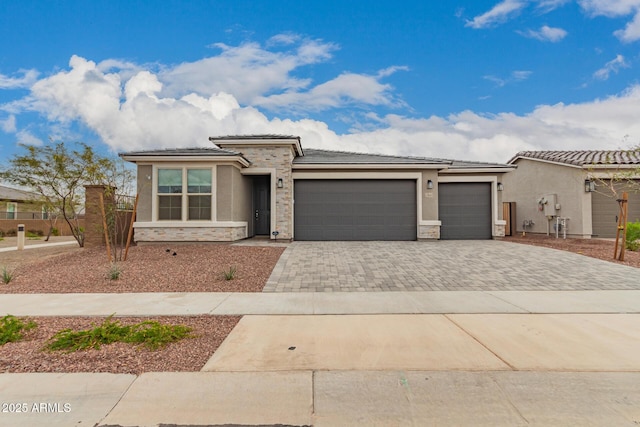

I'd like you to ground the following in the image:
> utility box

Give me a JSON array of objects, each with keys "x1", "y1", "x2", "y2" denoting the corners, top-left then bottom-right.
[{"x1": 540, "y1": 194, "x2": 558, "y2": 217}]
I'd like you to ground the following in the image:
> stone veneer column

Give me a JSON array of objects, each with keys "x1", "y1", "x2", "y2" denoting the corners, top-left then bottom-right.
[{"x1": 84, "y1": 185, "x2": 115, "y2": 248}]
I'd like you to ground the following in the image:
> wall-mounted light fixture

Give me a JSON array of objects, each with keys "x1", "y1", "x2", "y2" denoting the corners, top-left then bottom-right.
[
  {"x1": 497, "y1": 182, "x2": 504, "y2": 191},
  {"x1": 426, "y1": 179, "x2": 434, "y2": 190},
  {"x1": 584, "y1": 179, "x2": 595, "y2": 193},
  {"x1": 277, "y1": 178, "x2": 284, "y2": 188}
]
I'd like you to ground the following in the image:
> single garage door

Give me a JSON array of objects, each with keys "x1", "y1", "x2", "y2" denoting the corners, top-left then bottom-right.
[
  {"x1": 591, "y1": 180, "x2": 640, "y2": 238},
  {"x1": 294, "y1": 179, "x2": 416, "y2": 241},
  {"x1": 439, "y1": 182, "x2": 492, "y2": 240}
]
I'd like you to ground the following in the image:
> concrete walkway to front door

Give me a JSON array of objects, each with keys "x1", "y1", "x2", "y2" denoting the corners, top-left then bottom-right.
[{"x1": 263, "y1": 241, "x2": 640, "y2": 292}]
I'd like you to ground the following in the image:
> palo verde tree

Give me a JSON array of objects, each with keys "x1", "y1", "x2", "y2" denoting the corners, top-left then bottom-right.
[{"x1": 0, "y1": 141, "x2": 120, "y2": 247}]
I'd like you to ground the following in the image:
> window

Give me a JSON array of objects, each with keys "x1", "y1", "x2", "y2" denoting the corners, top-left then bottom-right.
[
  {"x1": 187, "y1": 169, "x2": 212, "y2": 220},
  {"x1": 158, "y1": 169, "x2": 182, "y2": 220},
  {"x1": 6, "y1": 202, "x2": 16, "y2": 220},
  {"x1": 157, "y1": 168, "x2": 212, "y2": 221}
]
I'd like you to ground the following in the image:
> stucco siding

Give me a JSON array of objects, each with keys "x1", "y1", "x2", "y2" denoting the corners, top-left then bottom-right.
[
  {"x1": 421, "y1": 170, "x2": 438, "y2": 221},
  {"x1": 502, "y1": 159, "x2": 590, "y2": 237},
  {"x1": 216, "y1": 165, "x2": 233, "y2": 221},
  {"x1": 136, "y1": 165, "x2": 152, "y2": 222}
]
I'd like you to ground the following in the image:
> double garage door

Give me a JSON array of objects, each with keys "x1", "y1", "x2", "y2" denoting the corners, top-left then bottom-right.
[
  {"x1": 294, "y1": 180, "x2": 493, "y2": 241},
  {"x1": 294, "y1": 180, "x2": 416, "y2": 241}
]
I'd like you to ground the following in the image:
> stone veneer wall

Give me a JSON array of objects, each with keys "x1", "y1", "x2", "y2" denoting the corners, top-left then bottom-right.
[
  {"x1": 224, "y1": 145, "x2": 295, "y2": 240},
  {"x1": 418, "y1": 224, "x2": 440, "y2": 240},
  {"x1": 494, "y1": 223, "x2": 506, "y2": 238},
  {"x1": 136, "y1": 226, "x2": 247, "y2": 242}
]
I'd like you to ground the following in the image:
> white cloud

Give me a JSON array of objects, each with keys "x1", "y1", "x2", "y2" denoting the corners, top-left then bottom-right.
[
  {"x1": 254, "y1": 68, "x2": 407, "y2": 112},
  {"x1": 535, "y1": 0, "x2": 572, "y2": 13},
  {"x1": 1, "y1": 115, "x2": 16, "y2": 133},
  {"x1": 160, "y1": 39, "x2": 336, "y2": 103},
  {"x1": 15, "y1": 129, "x2": 43, "y2": 146},
  {"x1": 0, "y1": 69, "x2": 39, "y2": 89},
  {"x1": 5, "y1": 43, "x2": 640, "y2": 163},
  {"x1": 593, "y1": 54, "x2": 629, "y2": 80},
  {"x1": 465, "y1": 0, "x2": 527, "y2": 29},
  {"x1": 518, "y1": 25, "x2": 568, "y2": 41},
  {"x1": 578, "y1": 0, "x2": 640, "y2": 41},
  {"x1": 484, "y1": 70, "x2": 532, "y2": 87}
]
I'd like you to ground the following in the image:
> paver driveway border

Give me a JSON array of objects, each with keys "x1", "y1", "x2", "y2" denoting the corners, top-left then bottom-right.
[{"x1": 264, "y1": 240, "x2": 640, "y2": 292}]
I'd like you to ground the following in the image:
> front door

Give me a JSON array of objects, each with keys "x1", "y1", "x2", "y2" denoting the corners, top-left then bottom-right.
[{"x1": 253, "y1": 176, "x2": 271, "y2": 235}]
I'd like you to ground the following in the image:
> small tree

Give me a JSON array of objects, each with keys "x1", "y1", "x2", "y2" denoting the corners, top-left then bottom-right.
[{"x1": 0, "y1": 141, "x2": 120, "y2": 247}]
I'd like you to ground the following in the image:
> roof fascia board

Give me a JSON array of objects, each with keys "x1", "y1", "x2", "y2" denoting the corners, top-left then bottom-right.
[
  {"x1": 292, "y1": 163, "x2": 448, "y2": 170},
  {"x1": 121, "y1": 154, "x2": 250, "y2": 167},
  {"x1": 509, "y1": 156, "x2": 582, "y2": 169},
  {"x1": 211, "y1": 137, "x2": 303, "y2": 156},
  {"x1": 439, "y1": 167, "x2": 516, "y2": 174},
  {"x1": 582, "y1": 164, "x2": 640, "y2": 170}
]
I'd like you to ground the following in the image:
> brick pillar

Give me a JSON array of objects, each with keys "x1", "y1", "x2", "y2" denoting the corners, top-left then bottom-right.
[{"x1": 84, "y1": 185, "x2": 115, "y2": 248}]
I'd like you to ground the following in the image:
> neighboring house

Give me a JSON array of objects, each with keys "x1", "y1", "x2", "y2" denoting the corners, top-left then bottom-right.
[
  {"x1": 0, "y1": 184, "x2": 45, "y2": 220},
  {"x1": 502, "y1": 150, "x2": 640, "y2": 238},
  {"x1": 120, "y1": 135, "x2": 514, "y2": 242}
]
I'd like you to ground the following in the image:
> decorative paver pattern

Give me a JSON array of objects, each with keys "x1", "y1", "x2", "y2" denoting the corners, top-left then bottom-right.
[{"x1": 263, "y1": 241, "x2": 640, "y2": 292}]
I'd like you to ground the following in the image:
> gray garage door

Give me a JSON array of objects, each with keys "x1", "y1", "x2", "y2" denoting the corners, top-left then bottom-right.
[
  {"x1": 294, "y1": 179, "x2": 416, "y2": 241},
  {"x1": 439, "y1": 182, "x2": 492, "y2": 240},
  {"x1": 591, "y1": 181, "x2": 640, "y2": 238}
]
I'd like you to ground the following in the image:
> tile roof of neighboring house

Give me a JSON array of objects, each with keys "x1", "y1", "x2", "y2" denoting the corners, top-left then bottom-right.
[
  {"x1": 0, "y1": 185, "x2": 40, "y2": 202},
  {"x1": 508, "y1": 150, "x2": 640, "y2": 166},
  {"x1": 293, "y1": 149, "x2": 451, "y2": 165},
  {"x1": 120, "y1": 147, "x2": 240, "y2": 157}
]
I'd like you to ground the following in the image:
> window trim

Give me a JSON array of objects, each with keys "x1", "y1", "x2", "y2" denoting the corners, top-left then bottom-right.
[
  {"x1": 6, "y1": 202, "x2": 17, "y2": 220},
  {"x1": 152, "y1": 164, "x2": 217, "y2": 222}
]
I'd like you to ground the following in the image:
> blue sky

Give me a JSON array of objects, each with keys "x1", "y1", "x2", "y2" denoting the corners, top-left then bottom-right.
[{"x1": 2, "y1": 0, "x2": 640, "y2": 163}]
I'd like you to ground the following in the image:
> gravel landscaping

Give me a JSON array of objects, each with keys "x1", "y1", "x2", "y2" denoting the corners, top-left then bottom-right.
[
  {"x1": 504, "y1": 234, "x2": 640, "y2": 268},
  {"x1": 1, "y1": 243, "x2": 285, "y2": 293},
  {"x1": 0, "y1": 315, "x2": 240, "y2": 374}
]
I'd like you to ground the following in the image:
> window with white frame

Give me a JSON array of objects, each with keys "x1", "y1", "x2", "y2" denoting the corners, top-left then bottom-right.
[{"x1": 157, "y1": 168, "x2": 212, "y2": 221}]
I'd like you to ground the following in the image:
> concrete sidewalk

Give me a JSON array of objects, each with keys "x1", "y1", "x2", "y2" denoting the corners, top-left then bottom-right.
[
  {"x1": 2, "y1": 291, "x2": 640, "y2": 426},
  {"x1": 2, "y1": 289, "x2": 640, "y2": 316}
]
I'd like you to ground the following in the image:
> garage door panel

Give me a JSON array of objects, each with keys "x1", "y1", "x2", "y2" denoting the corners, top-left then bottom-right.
[
  {"x1": 439, "y1": 182, "x2": 492, "y2": 240},
  {"x1": 294, "y1": 180, "x2": 416, "y2": 241},
  {"x1": 592, "y1": 181, "x2": 640, "y2": 237}
]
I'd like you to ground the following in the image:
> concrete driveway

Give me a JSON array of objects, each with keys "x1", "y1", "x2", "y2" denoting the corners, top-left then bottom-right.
[{"x1": 264, "y1": 240, "x2": 640, "y2": 292}]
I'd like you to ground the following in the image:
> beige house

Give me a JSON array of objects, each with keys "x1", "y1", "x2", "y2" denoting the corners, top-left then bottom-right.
[
  {"x1": 121, "y1": 135, "x2": 514, "y2": 242},
  {"x1": 0, "y1": 185, "x2": 44, "y2": 220},
  {"x1": 502, "y1": 150, "x2": 640, "y2": 238}
]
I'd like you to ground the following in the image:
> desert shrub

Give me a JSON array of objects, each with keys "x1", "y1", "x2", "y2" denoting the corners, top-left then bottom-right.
[
  {"x1": 222, "y1": 265, "x2": 237, "y2": 280},
  {"x1": 107, "y1": 263, "x2": 122, "y2": 280},
  {"x1": 5, "y1": 229, "x2": 16, "y2": 237},
  {"x1": 626, "y1": 221, "x2": 640, "y2": 251},
  {"x1": 0, "y1": 315, "x2": 37, "y2": 345},
  {"x1": 50, "y1": 227, "x2": 60, "y2": 236},
  {"x1": 2, "y1": 266, "x2": 13, "y2": 284},
  {"x1": 44, "y1": 316, "x2": 193, "y2": 352}
]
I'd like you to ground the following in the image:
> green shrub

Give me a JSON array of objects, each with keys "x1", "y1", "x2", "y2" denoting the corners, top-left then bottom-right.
[
  {"x1": 50, "y1": 227, "x2": 60, "y2": 236},
  {"x1": 222, "y1": 265, "x2": 237, "y2": 280},
  {"x1": 108, "y1": 263, "x2": 122, "y2": 280},
  {"x1": 44, "y1": 316, "x2": 193, "y2": 352},
  {"x1": 626, "y1": 221, "x2": 640, "y2": 251},
  {"x1": 2, "y1": 266, "x2": 13, "y2": 284},
  {"x1": 0, "y1": 315, "x2": 36, "y2": 345}
]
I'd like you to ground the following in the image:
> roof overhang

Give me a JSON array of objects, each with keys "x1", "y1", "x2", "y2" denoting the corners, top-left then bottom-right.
[
  {"x1": 120, "y1": 154, "x2": 251, "y2": 167},
  {"x1": 508, "y1": 156, "x2": 582, "y2": 169},
  {"x1": 292, "y1": 163, "x2": 448, "y2": 170},
  {"x1": 210, "y1": 136, "x2": 304, "y2": 157},
  {"x1": 440, "y1": 167, "x2": 516, "y2": 174}
]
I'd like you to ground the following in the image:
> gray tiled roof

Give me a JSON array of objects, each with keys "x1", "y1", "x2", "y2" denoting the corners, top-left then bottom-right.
[
  {"x1": 293, "y1": 149, "x2": 451, "y2": 165},
  {"x1": 0, "y1": 185, "x2": 39, "y2": 201},
  {"x1": 120, "y1": 147, "x2": 240, "y2": 157},
  {"x1": 509, "y1": 150, "x2": 640, "y2": 166},
  {"x1": 448, "y1": 159, "x2": 516, "y2": 169}
]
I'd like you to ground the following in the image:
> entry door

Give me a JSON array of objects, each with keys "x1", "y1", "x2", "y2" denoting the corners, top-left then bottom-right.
[{"x1": 253, "y1": 176, "x2": 271, "y2": 235}]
